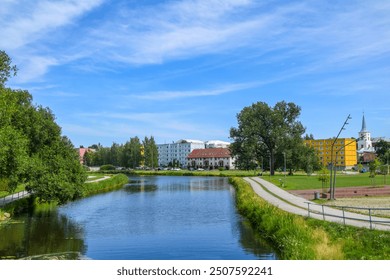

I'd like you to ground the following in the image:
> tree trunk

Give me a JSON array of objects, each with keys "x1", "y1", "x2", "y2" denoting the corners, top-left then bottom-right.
[{"x1": 270, "y1": 149, "x2": 275, "y2": 176}]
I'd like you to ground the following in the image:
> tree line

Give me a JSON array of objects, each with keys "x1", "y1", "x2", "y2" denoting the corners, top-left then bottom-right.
[
  {"x1": 0, "y1": 51, "x2": 86, "y2": 204},
  {"x1": 84, "y1": 136, "x2": 158, "y2": 169}
]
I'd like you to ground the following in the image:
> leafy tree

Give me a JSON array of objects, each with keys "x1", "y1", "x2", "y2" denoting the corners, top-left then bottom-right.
[
  {"x1": 122, "y1": 137, "x2": 142, "y2": 168},
  {"x1": 230, "y1": 101, "x2": 305, "y2": 175},
  {"x1": 0, "y1": 51, "x2": 86, "y2": 204},
  {"x1": 143, "y1": 136, "x2": 158, "y2": 169},
  {"x1": 0, "y1": 50, "x2": 17, "y2": 87},
  {"x1": 318, "y1": 167, "x2": 329, "y2": 193},
  {"x1": 375, "y1": 140, "x2": 390, "y2": 163},
  {"x1": 0, "y1": 126, "x2": 29, "y2": 193}
]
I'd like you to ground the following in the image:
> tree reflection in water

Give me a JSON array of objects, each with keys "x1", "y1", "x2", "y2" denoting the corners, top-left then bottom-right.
[{"x1": 0, "y1": 208, "x2": 86, "y2": 260}]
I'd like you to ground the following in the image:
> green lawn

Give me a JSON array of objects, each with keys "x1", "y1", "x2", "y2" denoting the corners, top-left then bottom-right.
[{"x1": 263, "y1": 173, "x2": 388, "y2": 190}]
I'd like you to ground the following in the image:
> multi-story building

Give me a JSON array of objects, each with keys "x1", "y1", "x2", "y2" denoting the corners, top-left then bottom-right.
[
  {"x1": 205, "y1": 140, "x2": 231, "y2": 148},
  {"x1": 305, "y1": 138, "x2": 357, "y2": 170},
  {"x1": 187, "y1": 148, "x2": 235, "y2": 170},
  {"x1": 157, "y1": 139, "x2": 205, "y2": 167}
]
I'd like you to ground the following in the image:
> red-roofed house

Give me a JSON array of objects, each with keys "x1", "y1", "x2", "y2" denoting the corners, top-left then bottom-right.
[{"x1": 187, "y1": 148, "x2": 235, "y2": 170}]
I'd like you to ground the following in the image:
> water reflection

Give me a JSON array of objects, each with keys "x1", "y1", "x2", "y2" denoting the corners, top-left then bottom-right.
[
  {"x1": 0, "y1": 209, "x2": 86, "y2": 260},
  {"x1": 1, "y1": 176, "x2": 277, "y2": 260}
]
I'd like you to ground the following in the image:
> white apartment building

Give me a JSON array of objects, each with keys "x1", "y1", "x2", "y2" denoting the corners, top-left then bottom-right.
[
  {"x1": 205, "y1": 140, "x2": 231, "y2": 148},
  {"x1": 157, "y1": 139, "x2": 205, "y2": 167}
]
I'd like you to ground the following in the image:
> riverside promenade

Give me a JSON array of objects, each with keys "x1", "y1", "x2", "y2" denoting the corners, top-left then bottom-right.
[{"x1": 244, "y1": 177, "x2": 390, "y2": 231}]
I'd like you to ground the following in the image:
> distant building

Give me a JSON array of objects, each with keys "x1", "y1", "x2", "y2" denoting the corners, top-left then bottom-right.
[
  {"x1": 187, "y1": 148, "x2": 235, "y2": 170},
  {"x1": 78, "y1": 147, "x2": 95, "y2": 165},
  {"x1": 357, "y1": 114, "x2": 376, "y2": 163},
  {"x1": 205, "y1": 140, "x2": 231, "y2": 148},
  {"x1": 305, "y1": 138, "x2": 357, "y2": 170},
  {"x1": 157, "y1": 139, "x2": 205, "y2": 167}
]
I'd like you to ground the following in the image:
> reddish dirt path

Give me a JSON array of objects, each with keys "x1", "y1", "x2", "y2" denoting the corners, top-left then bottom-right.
[{"x1": 290, "y1": 185, "x2": 390, "y2": 200}]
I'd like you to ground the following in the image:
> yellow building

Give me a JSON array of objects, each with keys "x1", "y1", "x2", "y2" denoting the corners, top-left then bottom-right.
[{"x1": 305, "y1": 138, "x2": 357, "y2": 169}]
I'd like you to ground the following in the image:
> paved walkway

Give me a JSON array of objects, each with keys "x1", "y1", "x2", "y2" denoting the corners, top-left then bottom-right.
[
  {"x1": 1, "y1": 176, "x2": 111, "y2": 207},
  {"x1": 0, "y1": 191, "x2": 30, "y2": 207},
  {"x1": 244, "y1": 177, "x2": 390, "y2": 231}
]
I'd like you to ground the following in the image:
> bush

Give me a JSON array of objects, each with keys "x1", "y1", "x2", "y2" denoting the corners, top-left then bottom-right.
[{"x1": 99, "y1": 164, "x2": 116, "y2": 171}]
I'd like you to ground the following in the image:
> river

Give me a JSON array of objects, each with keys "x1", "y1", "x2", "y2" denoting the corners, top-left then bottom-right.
[{"x1": 0, "y1": 176, "x2": 277, "y2": 260}]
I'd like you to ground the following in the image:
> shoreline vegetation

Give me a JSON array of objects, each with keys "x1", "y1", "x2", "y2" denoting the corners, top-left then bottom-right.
[
  {"x1": 0, "y1": 174, "x2": 129, "y2": 223},
  {"x1": 230, "y1": 177, "x2": 390, "y2": 259}
]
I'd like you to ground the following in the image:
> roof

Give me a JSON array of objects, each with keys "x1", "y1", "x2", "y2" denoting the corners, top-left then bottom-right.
[
  {"x1": 205, "y1": 140, "x2": 231, "y2": 145},
  {"x1": 360, "y1": 114, "x2": 368, "y2": 133},
  {"x1": 187, "y1": 148, "x2": 231, "y2": 159},
  {"x1": 175, "y1": 139, "x2": 204, "y2": 144}
]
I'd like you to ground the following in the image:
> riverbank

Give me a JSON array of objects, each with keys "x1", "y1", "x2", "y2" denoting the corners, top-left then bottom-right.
[
  {"x1": 230, "y1": 177, "x2": 390, "y2": 259},
  {"x1": 0, "y1": 174, "x2": 129, "y2": 225}
]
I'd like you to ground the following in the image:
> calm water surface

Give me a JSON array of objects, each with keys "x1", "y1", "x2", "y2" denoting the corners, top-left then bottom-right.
[{"x1": 0, "y1": 176, "x2": 277, "y2": 260}]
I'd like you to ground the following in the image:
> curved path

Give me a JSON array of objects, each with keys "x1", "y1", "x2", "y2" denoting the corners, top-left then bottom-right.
[{"x1": 244, "y1": 177, "x2": 390, "y2": 231}]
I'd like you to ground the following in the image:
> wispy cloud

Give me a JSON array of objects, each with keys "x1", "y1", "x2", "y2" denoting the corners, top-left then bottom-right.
[
  {"x1": 0, "y1": 0, "x2": 104, "y2": 82},
  {"x1": 130, "y1": 82, "x2": 258, "y2": 100}
]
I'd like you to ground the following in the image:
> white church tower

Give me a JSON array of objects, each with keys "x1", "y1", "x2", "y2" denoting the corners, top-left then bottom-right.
[{"x1": 357, "y1": 114, "x2": 374, "y2": 153}]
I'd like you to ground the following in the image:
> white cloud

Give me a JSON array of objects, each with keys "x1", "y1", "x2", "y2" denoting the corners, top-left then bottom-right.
[{"x1": 130, "y1": 82, "x2": 258, "y2": 100}]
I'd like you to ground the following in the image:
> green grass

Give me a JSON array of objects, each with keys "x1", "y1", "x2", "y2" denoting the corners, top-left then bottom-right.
[
  {"x1": 230, "y1": 177, "x2": 342, "y2": 259},
  {"x1": 231, "y1": 177, "x2": 390, "y2": 259},
  {"x1": 263, "y1": 173, "x2": 387, "y2": 190},
  {"x1": 82, "y1": 174, "x2": 129, "y2": 197}
]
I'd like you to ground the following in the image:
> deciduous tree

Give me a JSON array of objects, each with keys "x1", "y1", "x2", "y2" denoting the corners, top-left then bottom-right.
[{"x1": 230, "y1": 101, "x2": 306, "y2": 175}]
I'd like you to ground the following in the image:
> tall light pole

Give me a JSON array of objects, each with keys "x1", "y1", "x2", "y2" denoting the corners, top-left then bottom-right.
[
  {"x1": 329, "y1": 114, "x2": 351, "y2": 200},
  {"x1": 283, "y1": 152, "x2": 286, "y2": 185}
]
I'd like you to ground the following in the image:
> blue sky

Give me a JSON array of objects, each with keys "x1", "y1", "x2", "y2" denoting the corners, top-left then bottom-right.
[{"x1": 2, "y1": 0, "x2": 389, "y2": 147}]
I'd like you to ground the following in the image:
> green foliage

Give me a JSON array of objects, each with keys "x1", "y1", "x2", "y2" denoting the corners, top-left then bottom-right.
[
  {"x1": 0, "y1": 51, "x2": 86, "y2": 204},
  {"x1": 0, "y1": 50, "x2": 17, "y2": 87},
  {"x1": 100, "y1": 164, "x2": 116, "y2": 171},
  {"x1": 86, "y1": 136, "x2": 158, "y2": 169},
  {"x1": 82, "y1": 174, "x2": 128, "y2": 196},
  {"x1": 369, "y1": 159, "x2": 380, "y2": 178},
  {"x1": 230, "y1": 101, "x2": 306, "y2": 175},
  {"x1": 375, "y1": 140, "x2": 390, "y2": 163}
]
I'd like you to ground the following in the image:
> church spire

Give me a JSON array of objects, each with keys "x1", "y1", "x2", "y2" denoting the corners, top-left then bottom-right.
[{"x1": 360, "y1": 113, "x2": 367, "y2": 133}]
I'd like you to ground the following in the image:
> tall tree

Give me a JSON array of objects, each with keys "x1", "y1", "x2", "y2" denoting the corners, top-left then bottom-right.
[
  {"x1": 375, "y1": 140, "x2": 390, "y2": 163},
  {"x1": 0, "y1": 50, "x2": 17, "y2": 87},
  {"x1": 143, "y1": 136, "x2": 158, "y2": 169},
  {"x1": 230, "y1": 101, "x2": 305, "y2": 175},
  {"x1": 0, "y1": 51, "x2": 86, "y2": 204}
]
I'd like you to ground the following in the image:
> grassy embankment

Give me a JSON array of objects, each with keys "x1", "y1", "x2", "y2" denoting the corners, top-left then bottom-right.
[
  {"x1": 230, "y1": 177, "x2": 390, "y2": 260},
  {"x1": 0, "y1": 174, "x2": 129, "y2": 220}
]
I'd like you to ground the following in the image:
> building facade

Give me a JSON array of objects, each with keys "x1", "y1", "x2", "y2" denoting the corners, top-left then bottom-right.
[
  {"x1": 157, "y1": 139, "x2": 205, "y2": 167},
  {"x1": 187, "y1": 148, "x2": 235, "y2": 170},
  {"x1": 305, "y1": 138, "x2": 357, "y2": 170}
]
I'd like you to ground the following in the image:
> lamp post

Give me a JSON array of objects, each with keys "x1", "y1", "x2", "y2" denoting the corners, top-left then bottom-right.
[
  {"x1": 329, "y1": 114, "x2": 351, "y2": 200},
  {"x1": 283, "y1": 152, "x2": 286, "y2": 185}
]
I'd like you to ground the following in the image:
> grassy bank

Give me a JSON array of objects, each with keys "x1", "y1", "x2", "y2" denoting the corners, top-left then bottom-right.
[
  {"x1": 1, "y1": 174, "x2": 129, "y2": 223},
  {"x1": 82, "y1": 174, "x2": 129, "y2": 196},
  {"x1": 230, "y1": 177, "x2": 390, "y2": 259}
]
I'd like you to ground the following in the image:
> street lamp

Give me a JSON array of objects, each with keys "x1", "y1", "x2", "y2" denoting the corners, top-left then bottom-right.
[
  {"x1": 283, "y1": 152, "x2": 286, "y2": 185},
  {"x1": 329, "y1": 114, "x2": 351, "y2": 200}
]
